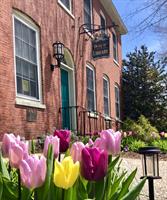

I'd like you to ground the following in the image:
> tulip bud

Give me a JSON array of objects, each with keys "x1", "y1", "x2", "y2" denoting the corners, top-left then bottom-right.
[
  {"x1": 53, "y1": 156, "x2": 79, "y2": 189},
  {"x1": 43, "y1": 135, "x2": 59, "y2": 158},
  {"x1": 53, "y1": 130, "x2": 70, "y2": 153},
  {"x1": 19, "y1": 155, "x2": 47, "y2": 189},
  {"x1": 70, "y1": 142, "x2": 85, "y2": 163},
  {"x1": 81, "y1": 147, "x2": 108, "y2": 181}
]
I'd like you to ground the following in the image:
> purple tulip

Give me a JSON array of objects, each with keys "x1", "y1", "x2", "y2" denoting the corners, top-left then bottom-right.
[
  {"x1": 81, "y1": 147, "x2": 108, "y2": 181},
  {"x1": 53, "y1": 130, "x2": 71, "y2": 153},
  {"x1": 94, "y1": 129, "x2": 121, "y2": 155},
  {"x1": 19, "y1": 155, "x2": 47, "y2": 189},
  {"x1": 70, "y1": 142, "x2": 85, "y2": 162},
  {"x1": 43, "y1": 135, "x2": 59, "y2": 158}
]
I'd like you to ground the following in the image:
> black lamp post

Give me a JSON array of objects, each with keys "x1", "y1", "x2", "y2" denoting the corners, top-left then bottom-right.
[
  {"x1": 139, "y1": 147, "x2": 161, "y2": 200},
  {"x1": 50, "y1": 41, "x2": 65, "y2": 71}
]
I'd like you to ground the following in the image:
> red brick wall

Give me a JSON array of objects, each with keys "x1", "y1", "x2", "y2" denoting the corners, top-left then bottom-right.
[{"x1": 0, "y1": 0, "x2": 123, "y2": 139}]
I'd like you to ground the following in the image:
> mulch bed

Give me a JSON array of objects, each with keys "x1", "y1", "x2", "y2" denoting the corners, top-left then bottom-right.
[{"x1": 120, "y1": 151, "x2": 167, "y2": 161}]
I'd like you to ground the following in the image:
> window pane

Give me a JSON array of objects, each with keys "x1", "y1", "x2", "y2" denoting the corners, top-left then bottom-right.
[
  {"x1": 100, "y1": 14, "x2": 106, "y2": 33},
  {"x1": 84, "y1": 0, "x2": 91, "y2": 29},
  {"x1": 60, "y1": 0, "x2": 70, "y2": 10},
  {"x1": 14, "y1": 17, "x2": 39, "y2": 99},
  {"x1": 115, "y1": 86, "x2": 120, "y2": 118},
  {"x1": 103, "y1": 78, "x2": 109, "y2": 115},
  {"x1": 87, "y1": 67, "x2": 95, "y2": 111}
]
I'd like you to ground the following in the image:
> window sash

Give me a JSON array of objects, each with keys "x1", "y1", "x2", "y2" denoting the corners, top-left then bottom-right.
[
  {"x1": 103, "y1": 78, "x2": 110, "y2": 115},
  {"x1": 115, "y1": 86, "x2": 120, "y2": 118},
  {"x1": 87, "y1": 67, "x2": 95, "y2": 111},
  {"x1": 14, "y1": 17, "x2": 39, "y2": 99},
  {"x1": 84, "y1": 0, "x2": 92, "y2": 30},
  {"x1": 100, "y1": 14, "x2": 106, "y2": 33},
  {"x1": 113, "y1": 33, "x2": 118, "y2": 61}
]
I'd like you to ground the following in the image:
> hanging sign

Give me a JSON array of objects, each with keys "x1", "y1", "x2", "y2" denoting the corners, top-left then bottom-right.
[{"x1": 92, "y1": 36, "x2": 110, "y2": 59}]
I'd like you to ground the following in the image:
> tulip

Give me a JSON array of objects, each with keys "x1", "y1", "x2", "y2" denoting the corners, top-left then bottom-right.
[
  {"x1": 2, "y1": 133, "x2": 18, "y2": 157},
  {"x1": 19, "y1": 155, "x2": 46, "y2": 189},
  {"x1": 94, "y1": 129, "x2": 121, "y2": 155},
  {"x1": 70, "y1": 142, "x2": 85, "y2": 162},
  {"x1": 53, "y1": 130, "x2": 70, "y2": 153},
  {"x1": 81, "y1": 147, "x2": 108, "y2": 181},
  {"x1": 43, "y1": 135, "x2": 59, "y2": 158},
  {"x1": 53, "y1": 156, "x2": 79, "y2": 189}
]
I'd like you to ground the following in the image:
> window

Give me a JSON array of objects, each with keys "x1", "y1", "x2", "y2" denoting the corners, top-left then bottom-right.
[
  {"x1": 115, "y1": 85, "x2": 120, "y2": 119},
  {"x1": 14, "y1": 15, "x2": 40, "y2": 100},
  {"x1": 103, "y1": 76, "x2": 110, "y2": 116},
  {"x1": 84, "y1": 0, "x2": 92, "y2": 31},
  {"x1": 59, "y1": 0, "x2": 71, "y2": 11},
  {"x1": 113, "y1": 32, "x2": 118, "y2": 61},
  {"x1": 100, "y1": 13, "x2": 106, "y2": 34},
  {"x1": 86, "y1": 66, "x2": 96, "y2": 111}
]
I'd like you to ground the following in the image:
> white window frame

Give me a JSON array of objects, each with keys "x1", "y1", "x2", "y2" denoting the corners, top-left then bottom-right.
[
  {"x1": 100, "y1": 10, "x2": 106, "y2": 34},
  {"x1": 13, "y1": 10, "x2": 45, "y2": 109},
  {"x1": 115, "y1": 84, "x2": 120, "y2": 119},
  {"x1": 86, "y1": 65, "x2": 96, "y2": 111},
  {"x1": 58, "y1": 0, "x2": 74, "y2": 18},
  {"x1": 83, "y1": 0, "x2": 93, "y2": 32},
  {"x1": 113, "y1": 32, "x2": 118, "y2": 62},
  {"x1": 103, "y1": 75, "x2": 110, "y2": 116}
]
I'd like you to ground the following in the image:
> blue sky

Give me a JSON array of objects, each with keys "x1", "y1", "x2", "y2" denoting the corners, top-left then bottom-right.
[{"x1": 112, "y1": 0, "x2": 161, "y2": 58}]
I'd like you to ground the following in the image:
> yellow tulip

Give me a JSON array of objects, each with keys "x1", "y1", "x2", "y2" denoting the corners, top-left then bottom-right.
[{"x1": 53, "y1": 156, "x2": 79, "y2": 189}]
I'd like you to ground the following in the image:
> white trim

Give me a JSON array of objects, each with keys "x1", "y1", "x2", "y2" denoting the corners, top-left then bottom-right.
[
  {"x1": 58, "y1": 0, "x2": 75, "y2": 19},
  {"x1": 16, "y1": 97, "x2": 46, "y2": 109},
  {"x1": 86, "y1": 64, "x2": 96, "y2": 111},
  {"x1": 103, "y1": 75, "x2": 110, "y2": 116},
  {"x1": 114, "y1": 59, "x2": 119, "y2": 67},
  {"x1": 87, "y1": 111, "x2": 98, "y2": 119},
  {"x1": 12, "y1": 10, "x2": 43, "y2": 105}
]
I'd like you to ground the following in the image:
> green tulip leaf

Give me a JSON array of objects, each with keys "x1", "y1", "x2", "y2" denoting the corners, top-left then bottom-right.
[
  {"x1": 108, "y1": 156, "x2": 120, "y2": 173},
  {"x1": 0, "y1": 153, "x2": 10, "y2": 180},
  {"x1": 2, "y1": 177, "x2": 18, "y2": 200},
  {"x1": 117, "y1": 168, "x2": 137, "y2": 199},
  {"x1": 0, "y1": 175, "x2": 3, "y2": 199},
  {"x1": 120, "y1": 178, "x2": 146, "y2": 200},
  {"x1": 95, "y1": 177, "x2": 106, "y2": 200}
]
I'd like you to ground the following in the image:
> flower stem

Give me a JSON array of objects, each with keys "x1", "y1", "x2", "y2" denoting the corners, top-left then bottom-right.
[{"x1": 17, "y1": 169, "x2": 21, "y2": 200}]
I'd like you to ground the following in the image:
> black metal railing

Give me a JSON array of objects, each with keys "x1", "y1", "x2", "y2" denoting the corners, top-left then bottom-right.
[{"x1": 59, "y1": 106, "x2": 122, "y2": 136}]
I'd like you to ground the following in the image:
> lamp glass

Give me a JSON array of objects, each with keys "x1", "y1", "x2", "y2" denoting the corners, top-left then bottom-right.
[{"x1": 53, "y1": 42, "x2": 64, "y2": 60}]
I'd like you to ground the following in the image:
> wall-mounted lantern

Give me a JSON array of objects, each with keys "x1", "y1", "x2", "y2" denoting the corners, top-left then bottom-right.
[
  {"x1": 139, "y1": 147, "x2": 161, "y2": 200},
  {"x1": 50, "y1": 41, "x2": 65, "y2": 71}
]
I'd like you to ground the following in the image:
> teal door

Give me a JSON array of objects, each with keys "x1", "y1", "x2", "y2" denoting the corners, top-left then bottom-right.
[{"x1": 61, "y1": 69, "x2": 70, "y2": 129}]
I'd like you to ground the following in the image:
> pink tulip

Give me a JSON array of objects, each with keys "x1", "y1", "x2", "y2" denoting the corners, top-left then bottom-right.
[
  {"x1": 43, "y1": 135, "x2": 60, "y2": 158},
  {"x1": 19, "y1": 155, "x2": 47, "y2": 189},
  {"x1": 70, "y1": 142, "x2": 85, "y2": 162},
  {"x1": 94, "y1": 129, "x2": 121, "y2": 155},
  {"x1": 9, "y1": 141, "x2": 29, "y2": 168},
  {"x1": 2, "y1": 133, "x2": 17, "y2": 157}
]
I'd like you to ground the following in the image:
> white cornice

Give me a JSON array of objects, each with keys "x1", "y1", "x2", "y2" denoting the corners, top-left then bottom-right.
[{"x1": 99, "y1": 0, "x2": 128, "y2": 35}]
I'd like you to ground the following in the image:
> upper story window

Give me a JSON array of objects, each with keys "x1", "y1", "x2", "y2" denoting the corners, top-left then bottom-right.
[
  {"x1": 84, "y1": 0, "x2": 92, "y2": 31},
  {"x1": 115, "y1": 85, "x2": 120, "y2": 119},
  {"x1": 58, "y1": 0, "x2": 71, "y2": 12},
  {"x1": 100, "y1": 12, "x2": 106, "y2": 34},
  {"x1": 14, "y1": 14, "x2": 40, "y2": 100},
  {"x1": 86, "y1": 65, "x2": 96, "y2": 111},
  {"x1": 103, "y1": 76, "x2": 110, "y2": 116},
  {"x1": 113, "y1": 32, "x2": 118, "y2": 62}
]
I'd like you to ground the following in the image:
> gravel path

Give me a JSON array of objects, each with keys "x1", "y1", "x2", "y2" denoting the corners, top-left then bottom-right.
[{"x1": 121, "y1": 157, "x2": 167, "y2": 200}]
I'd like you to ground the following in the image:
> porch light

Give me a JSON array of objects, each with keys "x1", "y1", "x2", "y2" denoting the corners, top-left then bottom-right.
[
  {"x1": 50, "y1": 41, "x2": 65, "y2": 71},
  {"x1": 139, "y1": 146, "x2": 161, "y2": 200}
]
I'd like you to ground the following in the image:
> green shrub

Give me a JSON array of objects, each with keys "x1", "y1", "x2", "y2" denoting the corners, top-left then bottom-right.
[
  {"x1": 123, "y1": 115, "x2": 160, "y2": 142},
  {"x1": 121, "y1": 137, "x2": 146, "y2": 152},
  {"x1": 151, "y1": 139, "x2": 167, "y2": 153}
]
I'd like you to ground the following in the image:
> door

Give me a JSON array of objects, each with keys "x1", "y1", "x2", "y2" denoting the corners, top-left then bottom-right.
[{"x1": 61, "y1": 68, "x2": 70, "y2": 129}]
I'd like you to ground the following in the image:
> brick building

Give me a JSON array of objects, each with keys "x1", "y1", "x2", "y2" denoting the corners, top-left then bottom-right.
[{"x1": 0, "y1": 0, "x2": 127, "y2": 139}]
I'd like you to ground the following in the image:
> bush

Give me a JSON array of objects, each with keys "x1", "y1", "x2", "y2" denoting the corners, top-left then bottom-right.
[
  {"x1": 123, "y1": 115, "x2": 160, "y2": 142},
  {"x1": 121, "y1": 136, "x2": 146, "y2": 152},
  {"x1": 151, "y1": 139, "x2": 167, "y2": 153}
]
